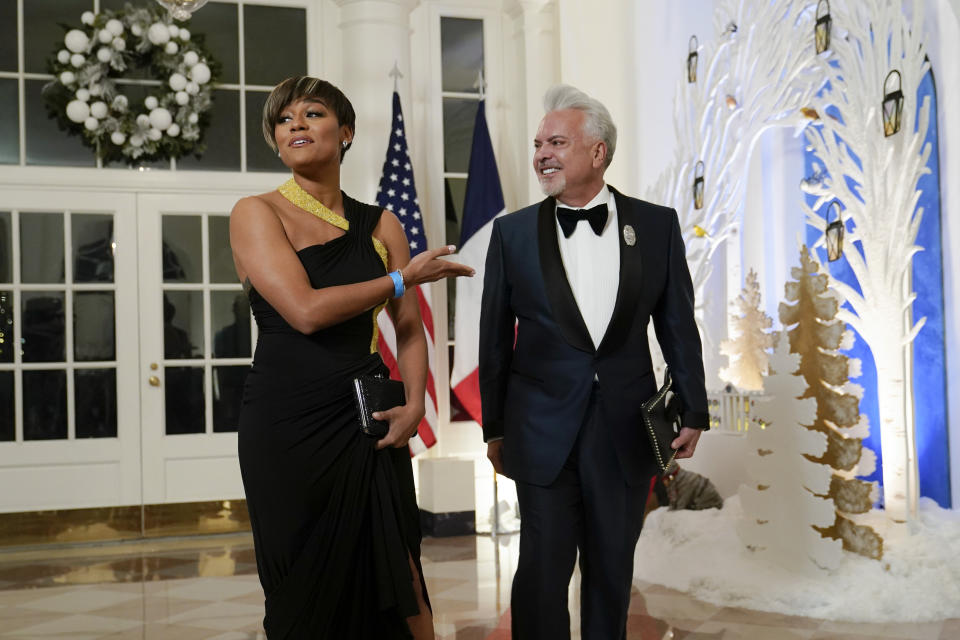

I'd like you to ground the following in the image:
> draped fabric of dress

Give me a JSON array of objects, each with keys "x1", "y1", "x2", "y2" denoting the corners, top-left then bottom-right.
[{"x1": 239, "y1": 193, "x2": 427, "y2": 639}]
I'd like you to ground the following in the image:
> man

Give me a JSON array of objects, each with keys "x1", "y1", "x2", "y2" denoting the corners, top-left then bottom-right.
[{"x1": 479, "y1": 85, "x2": 708, "y2": 639}]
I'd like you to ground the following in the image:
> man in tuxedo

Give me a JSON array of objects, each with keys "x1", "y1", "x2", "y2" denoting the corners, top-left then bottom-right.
[{"x1": 479, "y1": 84, "x2": 709, "y2": 639}]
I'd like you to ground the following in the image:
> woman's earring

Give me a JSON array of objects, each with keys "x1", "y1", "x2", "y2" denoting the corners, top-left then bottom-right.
[{"x1": 342, "y1": 140, "x2": 349, "y2": 148}]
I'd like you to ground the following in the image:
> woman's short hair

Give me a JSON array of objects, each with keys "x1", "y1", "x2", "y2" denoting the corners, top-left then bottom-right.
[
  {"x1": 261, "y1": 76, "x2": 356, "y2": 162},
  {"x1": 543, "y1": 84, "x2": 617, "y2": 168}
]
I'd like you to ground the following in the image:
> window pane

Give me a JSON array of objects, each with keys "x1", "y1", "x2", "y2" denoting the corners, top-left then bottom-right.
[
  {"x1": 25, "y1": 79, "x2": 96, "y2": 167},
  {"x1": 73, "y1": 214, "x2": 115, "y2": 283},
  {"x1": 0, "y1": 0, "x2": 16, "y2": 72},
  {"x1": 165, "y1": 366, "x2": 205, "y2": 434},
  {"x1": 208, "y1": 216, "x2": 235, "y2": 283},
  {"x1": 74, "y1": 292, "x2": 115, "y2": 361},
  {"x1": 179, "y1": 2, "x2": 239, "y2": 84},
  {"x1": 443, "y1": 98, "x2": 477, "y2": 173},
  {"x1": 24, "y1": 0, "x2": 90, "y2": 74},
  {"x1": 246, "y1": 90, "x2": 285, "y2": 172},
  {"x1": 445, "y1": 177, "x2": 467, "y2": 243},
  {"x1": 0, "y1": 212, "x2": 10, "y2": 282},
  {"x1": 441, "y1": 17, "x2": 484, "y2": 93},
  {"x1": 212, "y1": 291, "x2": 250, "y2": 358},
  {"x1": 164, "y1": 290, "x2": 203, "y2": 359},
  {"x1": 243, "y1": 5, "x2": 307, "y2": 87},
  {"x1": 21, "y1": 212, "x2": 64, "y2": 283},
  {"x1": 75, "y1": 368, "x2": 117, "y2": 438},
  {"x1": 22, "y1": 291, "x2": 65, "y2": 363},
  {"x1": 0, "y1": 370, "x2": 12, "y2": 441},
  {"x1": 23, "y1": 369, "x2": 67, "y2": 440},
  {"x1": 0, "y1": 79, "x2": 18, "y2": 164},
  {"x1": 178, "y1": 89, "x2": 241, "y2": 171},
  {"x1": 0, "y1": 290, "x2": 11, "y2": 363},
  {"x1": 162, "y1": 215, "x2": 202, "y2": 283},
  {"x1": 213, "y1": 365, "x2": 247, "y2": 432}
]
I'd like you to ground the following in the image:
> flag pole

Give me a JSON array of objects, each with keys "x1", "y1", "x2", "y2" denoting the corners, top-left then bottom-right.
[{"x1": 389, "y1": 60, "x2": 403, "y2": 92}]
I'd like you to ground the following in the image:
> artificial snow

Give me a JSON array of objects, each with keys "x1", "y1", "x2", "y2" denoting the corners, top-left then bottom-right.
[{"x1": 634, "y1": 496, "x2": 960, "y2": 622}]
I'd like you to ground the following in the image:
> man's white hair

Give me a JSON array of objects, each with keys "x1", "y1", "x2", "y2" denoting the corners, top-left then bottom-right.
[{"x1": 543, "y1": 84, "x2": 617, "y2": 168}]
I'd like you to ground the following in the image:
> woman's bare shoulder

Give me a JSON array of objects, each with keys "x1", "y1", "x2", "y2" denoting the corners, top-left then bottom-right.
[{"x1": 233, "y1": 190, "x2": 284, "y2": 217}]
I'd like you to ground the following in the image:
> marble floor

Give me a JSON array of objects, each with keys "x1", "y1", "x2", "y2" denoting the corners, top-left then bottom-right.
[{"x1": 0, "y1": 533, "x2": 956, "y2": 639}]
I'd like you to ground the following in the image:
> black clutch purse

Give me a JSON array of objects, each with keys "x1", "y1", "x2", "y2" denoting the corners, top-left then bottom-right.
[
  {"x1": 640, "y1": 368, "x2": 683, "y2": 473},
  {"x1": 352, "y1": 375, "x2": 406, "y2": 439}
]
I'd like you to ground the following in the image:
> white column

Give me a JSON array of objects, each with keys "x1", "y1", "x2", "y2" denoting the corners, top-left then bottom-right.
[
  {"x1": 507, "y1": 0, "x2": 561, "y2": 204},
  {"x1": 555, "y1": 0, "x2": 638, "y2": 195},
  {"x1": 333, "y1": 0, "x2": 419, "y2": 201}
]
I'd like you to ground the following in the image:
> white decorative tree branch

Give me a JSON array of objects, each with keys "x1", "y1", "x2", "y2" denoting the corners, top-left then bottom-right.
[{"x1": 802, "y1": 0, "x2": 931, "y2": 521}]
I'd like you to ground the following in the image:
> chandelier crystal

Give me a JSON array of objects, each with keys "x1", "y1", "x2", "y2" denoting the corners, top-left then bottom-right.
[{"x1": 155, "y1": 0, "x2": 209, "y2": 21}]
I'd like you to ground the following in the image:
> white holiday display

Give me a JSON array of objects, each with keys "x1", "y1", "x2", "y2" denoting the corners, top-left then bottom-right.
[
  {"x1": 801, "y1": 0, "x2": 931, "y2": 522},
  {"x1": 779, "y1": 246, "x2": 882, "y2": 560},
  {"x1": 737, "y1": 337, "x2": 842, "y2": 572},
  {"x1": 46, "y1": 4, "x2": 218, "y2": 164},
  {"x1": 649, "y1": 0, "x2": 825, "y2": 359},
  {"x1": 718, "y1": 268, "x2": 776, "y2": 391}
]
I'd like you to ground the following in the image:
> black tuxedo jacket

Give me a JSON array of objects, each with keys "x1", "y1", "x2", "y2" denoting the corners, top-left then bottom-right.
[{"x1": 478, "y1": 187, "x2": 708, "y2": 487}]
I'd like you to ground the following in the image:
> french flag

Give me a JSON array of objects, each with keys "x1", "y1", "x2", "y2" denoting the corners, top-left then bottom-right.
[{"x1": 450, "y1": 99, "x2": 506, "y2": 424}]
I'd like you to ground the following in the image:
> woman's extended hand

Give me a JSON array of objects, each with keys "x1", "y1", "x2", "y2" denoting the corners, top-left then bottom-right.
[
  {"x1": 402, "y1": 245, "x2": 474, "y2": 286},
  {"x1": 372, "y1": 403, "x2": 426, "y2": 450}
]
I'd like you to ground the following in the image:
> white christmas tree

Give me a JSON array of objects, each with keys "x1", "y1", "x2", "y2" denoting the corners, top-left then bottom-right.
[
  {"x1": 801, "y1": 0, "x2": 931, "y2": 521},
  {"x1": 719, "y1": 269, "x2": 777, "y2": 391},
  {"x1": 737, "y1": 337, "x2": 843, "y2": 573},
  {"x1": 649, "y1": 0, "x2": 825, "y2": 360},
  {"x1": 779, "y1": 247, "x2": 882, "y2": 560}
]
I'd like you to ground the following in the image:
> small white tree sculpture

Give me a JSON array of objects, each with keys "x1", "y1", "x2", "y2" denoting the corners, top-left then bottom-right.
[
  {"x1": 738, "y1": 337, "x2": 842, "y2": 572},
  {"x1": 719, "y1": 269, "x2": 777, "y2": 391}
]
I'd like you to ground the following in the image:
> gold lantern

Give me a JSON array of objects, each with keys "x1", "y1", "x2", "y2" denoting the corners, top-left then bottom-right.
[
  {"x1": 693, "y1": 161, "x2": 705, "y2": 210},
  {"x1": 815, "y1": 0, "x2": 832, "y2": 54},
  {"x1": 882, "y1": 70, "x2": 903, "y2": 137},
  {"x1": 687, "y1": 36, "x2": 699, "y2": 84},
  {"x1": 825, "y1": 201, "x2": 844, "y2": 262}
]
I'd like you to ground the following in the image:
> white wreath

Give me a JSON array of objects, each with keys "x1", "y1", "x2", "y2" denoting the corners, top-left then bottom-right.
[{"x1": 48, "y1": 5, "x2": 217, "y2": 162}]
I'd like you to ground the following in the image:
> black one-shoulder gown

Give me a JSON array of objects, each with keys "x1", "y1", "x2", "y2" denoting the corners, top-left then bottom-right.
[{"x1": 239, "y1": 194, "x2": 427, "y2": 639}]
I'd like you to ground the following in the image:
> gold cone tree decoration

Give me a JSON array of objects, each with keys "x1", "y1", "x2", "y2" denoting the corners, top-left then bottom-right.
[{"x1": 778, "y1": 246, "x2": 882, "y2": 560}]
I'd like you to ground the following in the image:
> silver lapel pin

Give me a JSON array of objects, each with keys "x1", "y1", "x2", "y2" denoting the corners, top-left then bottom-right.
[{"x1": 622, "y1": 224, "x2": 636, "y2": 246}]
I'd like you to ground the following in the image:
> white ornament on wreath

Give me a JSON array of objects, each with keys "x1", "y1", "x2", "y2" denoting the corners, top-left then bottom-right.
[{"x1": 46, "y1": 4, "x2": 217, "y2": 163}]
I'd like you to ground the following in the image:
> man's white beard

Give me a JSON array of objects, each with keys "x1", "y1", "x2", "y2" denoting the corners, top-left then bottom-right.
[{"x1": 538, "y1": 174, "x2": 565, "y2": 197}]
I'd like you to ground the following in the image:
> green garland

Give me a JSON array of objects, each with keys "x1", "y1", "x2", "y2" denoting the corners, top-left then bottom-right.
[{"x1": 45, "y1": 3, "x2": 220, "y2": 165}]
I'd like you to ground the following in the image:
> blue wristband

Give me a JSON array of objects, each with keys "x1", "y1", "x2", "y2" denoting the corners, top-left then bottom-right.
[{"x1": 388, "y1": 270, "x2": 405, "y2": 298}]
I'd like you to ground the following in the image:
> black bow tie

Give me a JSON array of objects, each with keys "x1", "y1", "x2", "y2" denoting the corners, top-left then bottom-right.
[{"x1": 556, "y1": 204, "x2": 608, "y2": 238}]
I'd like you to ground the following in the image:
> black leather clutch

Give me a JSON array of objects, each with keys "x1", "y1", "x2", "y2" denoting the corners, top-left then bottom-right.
[
  {"x1": 352, "y1": 375, "x2": 406, "y2": 438},
  {"x1": 640, "y1": 368, "x2": 683, "y2": 473}
]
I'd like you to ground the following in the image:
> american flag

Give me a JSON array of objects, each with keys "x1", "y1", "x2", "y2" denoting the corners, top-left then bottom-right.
[{"x1": 375, "y1": 91, "x2": 437, "y2": 454}]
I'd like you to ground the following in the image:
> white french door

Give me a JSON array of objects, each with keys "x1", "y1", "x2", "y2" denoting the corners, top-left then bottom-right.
[
  {"x1": 0, "y1": 188, "x2": 253, "y2": 513},
  {"x1": 0, "y1": 189, "x2": 141, "y2": 512},
  {"x1": 137, "y1": 193, "x2": 252, "y2": 504}
]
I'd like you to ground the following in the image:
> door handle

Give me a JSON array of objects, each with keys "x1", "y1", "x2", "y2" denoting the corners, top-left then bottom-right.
[{"x1": 148, "y1": 375, "x2": 161, "y2": 387}]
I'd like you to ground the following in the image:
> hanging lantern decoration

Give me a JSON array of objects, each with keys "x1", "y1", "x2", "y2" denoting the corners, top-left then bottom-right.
[
  {"x1": 815, "y1": 0, "x2": 831, "y2": 54},
  {"x1": 825, "y1": 201, "x2": 844, "y2": 262},
  {"x1": 687, "y1": 36, "x2": 699, "y2": 83},
  {"x1": 693, "y1": 161, "x2": 705, "y2": 209},
  {"x1": 882, "y1": 70, "x2": 903, "y2": 137}
]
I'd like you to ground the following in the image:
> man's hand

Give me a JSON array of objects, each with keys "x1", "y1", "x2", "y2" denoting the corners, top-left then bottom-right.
[
  {"x1": 372, "y1": 403, "x2": 425, "y2": 450},
  {"x1": 671, "y1": 427, "x2": 702, "y2": 459},
  {"x1": 487, "y1": 440, "x2": 505, "y2": 475}
]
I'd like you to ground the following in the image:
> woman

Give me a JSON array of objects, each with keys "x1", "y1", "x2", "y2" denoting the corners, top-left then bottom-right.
[{"x1": 231, "y1": 76, "x2": 473, "y2": 639}]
